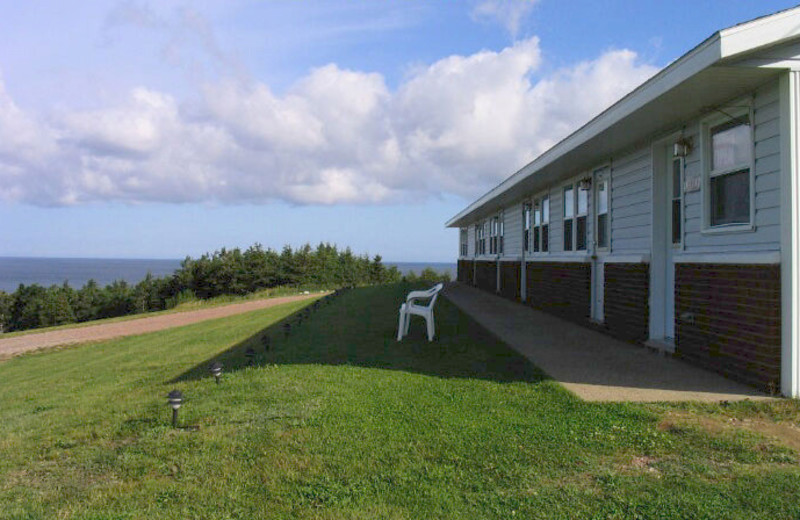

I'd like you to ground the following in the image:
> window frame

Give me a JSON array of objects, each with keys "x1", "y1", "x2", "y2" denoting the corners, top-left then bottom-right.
[
  {"x1": 460, "y1": 228, "x2": 469, "y2": 257},
  {"x1": 575, "y1": 182, "x2": 589, "y2": 251},
  {"x1": 563, "y1": 184, "x2": 575, "y2": 251},
  {"x1": 530, "y1": 191, "x2": 550, "y2": 255},
  {"x1": 700, "y1": 105, "x2": 756, "y2": 234},
  {"x1": 474, "y1": 221, "x2": 488, "y2": 256},
  {"x1": 563, "y1": 179, "x2": 589, "y2": 252},
  {"x1": 498, "y1": 211, "x2": 504, "y2": 255},
  {"x1": 489, "y1": 217, "x2": 497, "y2": 255},
  {"x1": 669, "y1": 156, "x2": 684, "y2": 249},
  {"x1": 482, "y1": 221, "x2": 488, "y2": 255},
  {"x1": 488, "y1": 213, "x2": 504, "y2": 255},
  {"x1": 594, "y1": 171, "x2": 610, "y2": 252},
  {"x1": 523, "y1": 202, "x2": 531, "y2": 253}
]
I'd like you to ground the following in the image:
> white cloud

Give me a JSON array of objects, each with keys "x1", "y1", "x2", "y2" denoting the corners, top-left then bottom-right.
[
  {"x1": 471, "y1": 0, "x2": 539, "y2": 39},
  {"x1": 0, "y1": 38, "x2": 658, "y2": 207}
]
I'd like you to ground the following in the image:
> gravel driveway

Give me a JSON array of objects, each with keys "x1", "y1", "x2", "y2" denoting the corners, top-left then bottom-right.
[{"x1": 0, "y1": 294, "x2": 319, "y2": 359}]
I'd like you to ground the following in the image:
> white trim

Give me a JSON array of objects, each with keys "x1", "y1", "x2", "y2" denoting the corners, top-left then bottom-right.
[
  {"x1": 525, "y1": 189, "x2": 551, "y2": 255},
  {"x1": 447, "y1": 7, "x2": 800, "y2": 229},
  {"x1": 699, "y1": 102, "x2": 756, "y2": 233},
  {"x1": 650, "y1": 133, "x2": 680, "y2": 342},
  {"x1": 601, "y1": 254, "x2": 651, "y2": 264},
  {"x1": 520, "y1": 201, "x2": 527, "y2": 301},
  {"x1": 673, "y1": 251, "x2": 780, "y2": 264},
  {"x1": 499, "y1": 257, "x2": 523, "y2": 262},
  {"x1": 561, "y1": 176, "x2": 591, "y2": 253},
  {"x1": 594, "y1": 167, "x2": 611, "y2": 252},
  {"x1": 668, "y1": 155, "x2": 685, "y2": 249},
  {"x1": 719, "y1": 7, "x2": 800, "y2": 58},
  {"x1": 526, "y1": 255, "x2": 592, "y2": 263},
  {"x1": 444, "y1": 30, "x2": 722, "y2": 228},
  {"x1": 700, "y1": 224, "x2": 756, "y2": 235},
  {"x1": 780, "y1": 70, "x2": 800, "y2": 397}
]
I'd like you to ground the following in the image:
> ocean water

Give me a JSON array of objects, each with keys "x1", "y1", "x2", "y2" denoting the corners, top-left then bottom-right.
[
  {"x1": 0, "y1": 257, "x2": 456, "y2": 293},
  {"x1": 386, "y1": 262, "x2": 456, "y2": 277},
  {"x1": 0, "y1": 257, "x2": 182, "y2": 292}
]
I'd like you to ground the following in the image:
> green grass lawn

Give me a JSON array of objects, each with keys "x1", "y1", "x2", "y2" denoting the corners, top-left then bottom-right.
[
  {"x1": 1, "y1": 284, "x2": 799, "y2": 519},
  {"x1": 0, "y1": 286, "x2": 328, "y2": 339}
]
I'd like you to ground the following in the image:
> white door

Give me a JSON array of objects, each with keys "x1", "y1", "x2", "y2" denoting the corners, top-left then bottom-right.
[
  {"x1": 664, "y1": 153, "x2": 682, "y2": 340},
  {"x1": 591, "y1": 168, "x2": 609, "y2": 322}
]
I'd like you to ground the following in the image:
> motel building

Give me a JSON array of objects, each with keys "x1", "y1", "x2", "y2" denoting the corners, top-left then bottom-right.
[{"x1": 447, "y1": 7, "x2": 800, "y2": 397}]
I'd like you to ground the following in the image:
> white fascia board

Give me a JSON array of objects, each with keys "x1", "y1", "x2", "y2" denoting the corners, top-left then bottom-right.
[
  {"x1": 719, "y1": 7, "x2": 800, "y2": 59},
  {"x1": 444, "y1": 35, "x2": 723, "y2": 229},
  {"x1": 447, "y1": 6, "x2": 800, "y2": 230}
]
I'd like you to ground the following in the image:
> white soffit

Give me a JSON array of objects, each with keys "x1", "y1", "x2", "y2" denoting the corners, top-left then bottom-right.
[{"x1": 446, "y1": 6, "x2": 800, "y2": 228}]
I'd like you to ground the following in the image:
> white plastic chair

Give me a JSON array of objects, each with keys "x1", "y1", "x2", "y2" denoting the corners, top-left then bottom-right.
[{"x1": 397, "y1": 283, "x2": 444, "y2": 342}]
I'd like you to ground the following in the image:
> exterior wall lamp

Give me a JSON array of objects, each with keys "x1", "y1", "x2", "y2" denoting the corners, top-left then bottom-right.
[{"x1": 674, "y1": 136, "x2": 693, "y2": 157}]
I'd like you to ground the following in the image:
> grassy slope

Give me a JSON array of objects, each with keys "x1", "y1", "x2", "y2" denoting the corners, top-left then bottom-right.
[
  {"x1": 0, "y1": 285, "x2": 799, "y2": 519},
  {"x1": 0, "y1": 286, "x2": 327, "y2": 339}
]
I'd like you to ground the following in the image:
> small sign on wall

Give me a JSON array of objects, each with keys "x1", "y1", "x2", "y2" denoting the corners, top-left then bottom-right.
[{"x1": 684, "y1": 176, "x2": 701, "y2": 193}]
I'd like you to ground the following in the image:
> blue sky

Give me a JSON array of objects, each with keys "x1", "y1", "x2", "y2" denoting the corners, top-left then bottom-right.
[{"x1": 0, "y1": 0, "x2": 797, "y2": 262}]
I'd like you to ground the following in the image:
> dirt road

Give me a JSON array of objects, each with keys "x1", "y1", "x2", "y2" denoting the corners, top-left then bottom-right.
[{"x1": 0, "y1": 294, "x2": 319, "y2": 359}]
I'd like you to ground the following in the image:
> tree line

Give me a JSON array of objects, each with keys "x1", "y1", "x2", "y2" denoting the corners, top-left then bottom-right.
[{"x1": 0, "y1": 243, "x2": 427, "y2": 333}]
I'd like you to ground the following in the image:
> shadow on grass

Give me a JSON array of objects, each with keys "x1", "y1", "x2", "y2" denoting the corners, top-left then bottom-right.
[{"x1": 172, "y1": 284, "x2": 547, "y2": 385}]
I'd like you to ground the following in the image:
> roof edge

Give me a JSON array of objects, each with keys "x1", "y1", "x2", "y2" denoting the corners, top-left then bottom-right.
[
  {"x1": 444, "y1": 32, "x2": 722, "y2": 228},
  {"x1": 446, "y1": 6, "x2": 800, "y2": 229}
]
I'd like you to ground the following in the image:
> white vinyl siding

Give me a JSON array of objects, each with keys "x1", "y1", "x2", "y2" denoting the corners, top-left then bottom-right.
[
  {"x1": 466, "y1": 225, "x2": 476, "y2": 257},
  {"x1": 548, "y1": 185, "x2": 564, "y2": 253},
  {"x1": 610, "y1": 147, "x2": 652, "y2": 254},
  {"x1": 682, "y1": 81, "x2": 781, "y2": 254},
  {"x1": 503, "y1": 202, "x2": 523, "y2": 258},
  {"x1": 458, "y1": 80, "x2": 782, "y2": 260}
]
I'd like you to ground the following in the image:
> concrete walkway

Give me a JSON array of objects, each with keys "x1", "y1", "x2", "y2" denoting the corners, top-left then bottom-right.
[{"x1": 444, "y1": 283, "x2": 773, "y2": 402}]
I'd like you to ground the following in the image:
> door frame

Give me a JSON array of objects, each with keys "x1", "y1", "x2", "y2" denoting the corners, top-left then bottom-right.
[
  {"x1": 649, "y1": 132, "x2": 682, "y2": 346},
  {"x1": 590, "y1": 166, "x2": 610, "y2": 323}
]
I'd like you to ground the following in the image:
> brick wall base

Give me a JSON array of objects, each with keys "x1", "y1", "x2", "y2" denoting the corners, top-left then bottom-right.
[
  {"x1": 526, "y1": 262, "x2": 590, "y2": 323},
  {"x1": 675, "y1": 263, "x2": 781, "y2": 392},
  {"x1": 457, "y1": 260, "x2": 474, "y2": 285},
  {"x1": 475, "y1": 261, "x2": 498, "y2": 293},
  {"x1": 499, "y1": 262, "x2": 521, "y2": 301},
  {"x1": 604, "y1": 263, "x2": 650, "y2": 343}
]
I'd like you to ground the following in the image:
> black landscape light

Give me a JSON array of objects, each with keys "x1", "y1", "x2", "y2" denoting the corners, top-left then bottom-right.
[
  {"x1": 261, "y1": 335, "x2": 271, "y2": 352},
  {"x1": 167, "y1": 389, "x2": 183, "y2": 428},
  {"x1": 245, "y1": 347, "x2": 256, "y2": 366},
  {"x1": 283, "y1": 322, "x2": 291, "y2": 338},
  {"x1": 209, "y1": 361, "x2": 223, "y2": 384}
]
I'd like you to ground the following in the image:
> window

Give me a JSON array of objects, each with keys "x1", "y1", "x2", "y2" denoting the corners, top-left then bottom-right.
[
  {"x1": 474, "y1": 222, "x2": 487, "y2": 256},
  {"x1": 671, "y1": 157, "x2": 682, "y2": 246},
  {"x1": 489, "y1": 217, "x2": 497, "y2": 254},
  {"x1": 488, "y1": 213, "x2": 504, "y2": 255},
  {"x1": 499, "y1": 212, "x2": 504, "y2": 254},
  {"x1": 706, "y1": 113, "x2": 752, "y2": 228},
  {"x1": 531, "y1": 194, "x2": 549, "y2": 253},
  {"x1": 576, "y1": 185, "x2": 588, "y2": 251},
  {"x1": 489, "y1": 218, "x2": 495, "y2": 254},
  {"x1": 563, "y1": 186, "x2": 574, "y2": 251},
  {"x1": 564, "y1": 182, "x2": 587, "y2": 251},
  {"x1": 542, "y1": 196, "x2": 550, "y2": 252},
  {"x1": 596, "y1": 177, "x2": 609, "y2": 249},
  {"x1": 460, "y1": 228, "x2": 468, "y2": 256},
  {"x1": 523, "y1": 203, "x2": 531, "y2": 252}
]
